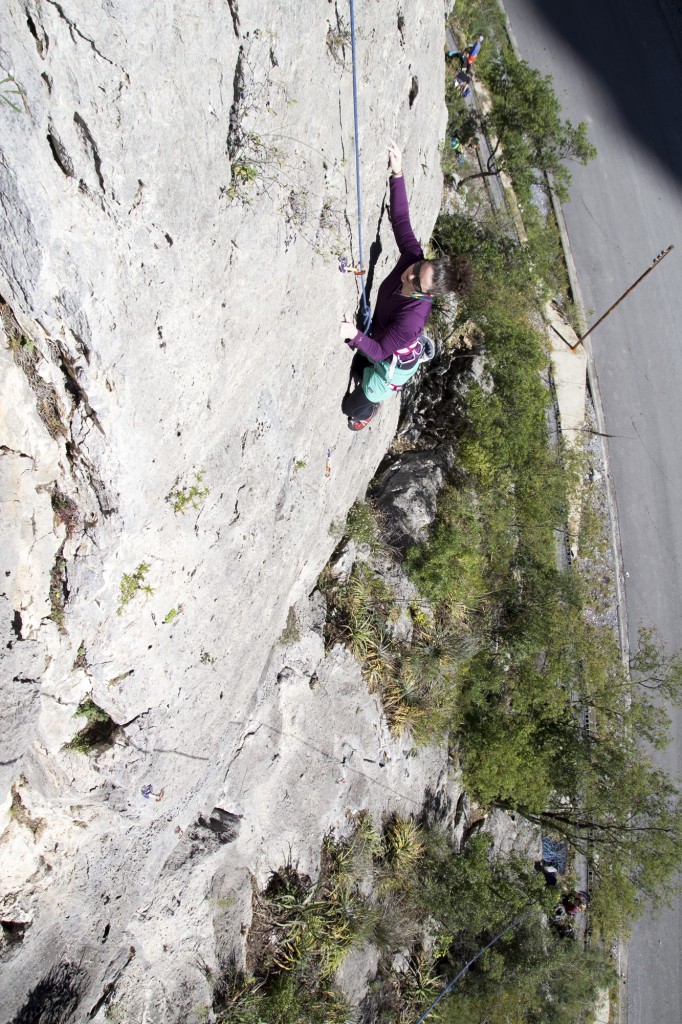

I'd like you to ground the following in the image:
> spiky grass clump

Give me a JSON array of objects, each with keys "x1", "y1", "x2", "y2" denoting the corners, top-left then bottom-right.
[{"x1": 382, "y1": 816, "x2": 425, "y2": 883}]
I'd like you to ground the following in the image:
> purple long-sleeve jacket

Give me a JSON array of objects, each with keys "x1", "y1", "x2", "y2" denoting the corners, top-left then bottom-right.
[{"x1": 348, "y1": 174, "x2": 433, "y2": 362}]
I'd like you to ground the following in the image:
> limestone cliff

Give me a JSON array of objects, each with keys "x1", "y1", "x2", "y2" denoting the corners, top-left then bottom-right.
[{"x1": 0, "y1": 1, "x2": 451, "y2": 1019}]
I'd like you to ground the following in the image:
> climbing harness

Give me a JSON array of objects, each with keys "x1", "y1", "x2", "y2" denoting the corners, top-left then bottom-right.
[
  {"x1": 386, "y1": 339, "x2": 424, "y2": 386},
  {"x1": 413, "y1": 908, "x2": 536, "y2": 1024},
  {"x1": 385, "y1": 333, "x2": 437, "y2": 389},
  {"x1": 348, "y1": 0, "x2": 371, "y2": 332}
]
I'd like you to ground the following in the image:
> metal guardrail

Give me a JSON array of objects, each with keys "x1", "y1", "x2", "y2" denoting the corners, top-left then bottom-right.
[
  {"x1": 456, "y1": 8, "x2": 599, "y2": 953},
  {"x1": 464, "y1": 80, "x2": 519, "y2": 237}
]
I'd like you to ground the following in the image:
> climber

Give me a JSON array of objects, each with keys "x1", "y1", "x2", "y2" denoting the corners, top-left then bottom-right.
[{"x1": 339, "y1": 140, "x2": 474, "y2": 431}]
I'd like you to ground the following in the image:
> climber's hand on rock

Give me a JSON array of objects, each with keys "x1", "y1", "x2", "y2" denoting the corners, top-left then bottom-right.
[
  {"x1": 388, "y1": 139, "x2": 402, "y2": 176},
  {"x1": 340, "y1": 314, "x2": 357, "y2": 342}
]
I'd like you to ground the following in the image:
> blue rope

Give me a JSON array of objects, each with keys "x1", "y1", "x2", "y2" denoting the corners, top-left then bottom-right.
[
  {"x1": 413, "y1": 908, "x2": 537, "y2": 1024},
  {"x1": 348, "y1": 0, "x2": 372, "y2": 332}
]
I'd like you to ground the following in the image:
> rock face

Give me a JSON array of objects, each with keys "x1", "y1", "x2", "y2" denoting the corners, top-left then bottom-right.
[
  {"x1": 373, "y1": 447, "x2": 456, "y2": 551},
  {"x1": 0, "y1": 1, "x2": 449, "y2": 1018}
]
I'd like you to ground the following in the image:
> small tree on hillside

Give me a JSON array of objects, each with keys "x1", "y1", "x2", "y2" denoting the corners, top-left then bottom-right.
[
  {"x1": 439, "y1": 923, "x2": 616, "y2": 1024},
  {"x1": 498, "y1": 627, "x2": 682, "y2": 937},
  {"x1": 507, "y1": 747, "x2": 681, "y2": 937},
  {"x1": 459, "y1": 50, "x2": 597, "y2": 201}
]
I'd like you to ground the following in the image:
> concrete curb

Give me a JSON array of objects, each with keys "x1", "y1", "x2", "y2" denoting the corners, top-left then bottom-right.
[
  {"x1": 548, "y1": 157, "x2": 631, "y2": 1024},
  {"x1": 548, "y1": 190, "x2": 630, "y2": 665},
  {"x1": 496, "y1": 0, "x2": 630, "y2": 666},
  {"x1": 495, "y1": 5, "x2": 630, "y2": 1020}
]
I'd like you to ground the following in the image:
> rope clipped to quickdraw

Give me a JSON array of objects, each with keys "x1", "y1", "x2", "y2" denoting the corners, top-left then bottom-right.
[
  {"x1": 413, "y1": 908, "x2": 537, "y2": 1024},
  {"x1": 347, "y1": 0, "x2": 372, "y2": 332}
]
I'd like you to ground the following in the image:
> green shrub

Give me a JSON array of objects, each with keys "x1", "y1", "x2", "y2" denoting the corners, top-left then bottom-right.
[
  {"x1": 406, "y1": 486, "x2": 487, "y2": 614},
  {"x1": 418, "y1": 832, "x2": 550, "y2": 939},
  {"x1": 439, "y1": 923, "x2": 616, "y2": 1024},
  {"x1": 117, "y1": 562, "x2": 154, "y2": 614},
  {"x1": 321, "y1": 563, "x2": 394, "y2": 653},
  {"x1": 345, "y1": 499, "x2": 382, "y2": 547},
  {"x1": 67, "y1": 698, "x2": 116, "y2": 753},
  {"x1": 168, "y1": 470, "x2": 209, "y2": 514},
  {"x1": 215, "y1": 967, "x2": 351, "y2": 1024}
]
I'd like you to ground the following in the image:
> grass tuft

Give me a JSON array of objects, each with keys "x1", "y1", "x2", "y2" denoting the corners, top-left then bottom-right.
[
  {"x1": 117, "y1": 562, "x2": 154, "y2": 615},
  {"x1": 169, "y1": 470, "x2": 209, "y2": 514}
]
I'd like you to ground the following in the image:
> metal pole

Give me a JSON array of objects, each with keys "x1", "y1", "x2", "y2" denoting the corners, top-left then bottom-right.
[{"x1": 574, "y1": 245, "x2": 674, "y2": 347}]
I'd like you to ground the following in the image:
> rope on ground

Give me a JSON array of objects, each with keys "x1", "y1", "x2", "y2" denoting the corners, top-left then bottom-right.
[
  {"x1": 348, "y1": 0, "x2": 372, "y2": 332},
  {"x1": 413, "y1": 907, "x2": 537, "y2": 1024}
]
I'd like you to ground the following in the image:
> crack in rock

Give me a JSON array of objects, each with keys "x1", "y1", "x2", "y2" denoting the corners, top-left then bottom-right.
[
  {"x1": 86, "y1": 945, "x2": 136, "y2": 1019},
  {"x1": 0, "y1": 444, "x2": 35, "y2": 463},
  {"x1": 226, "y1": 46, "x2": 246, "y2": 161},
  {"x1": 73, "y1": 113, "x2": 105, "y2": 193},
  {"x1": 222, "y1": 723, "x2": 261, "y2": 782},
  {"x1": 65, "y1": 441, "x2": 117, "y2": 519},
  {"x1": 55, "y1": 338, "x2": 105, "y2": 434},
  {"x1": 45, "y1": 0, "x2": 118, "y2": 68},
  {"x1": 226, "y1": 0, "x2": 240, "y2": 37},
  {"x1": 46, "y1": 125, "x2": 74, "y2": 177},
  {"x1": 1, "y1": 298, "x2": 68, "y2": 442},
  {"x1": 26, "y1": 5, "x2": 50, "y2": 58}
]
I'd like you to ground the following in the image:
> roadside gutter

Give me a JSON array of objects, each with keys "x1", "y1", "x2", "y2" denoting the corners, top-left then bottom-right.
[{"x1": 494, "y1": 4, "x2": 631, "y2": 1020}]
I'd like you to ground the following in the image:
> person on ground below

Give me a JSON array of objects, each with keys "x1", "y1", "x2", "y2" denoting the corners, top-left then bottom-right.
[
  {"x1": 561, "y1": 890, "x2": 589, "y2": 916},
  {"x1": 340, "y1": 140, "x2": 473, "y2": 431}
]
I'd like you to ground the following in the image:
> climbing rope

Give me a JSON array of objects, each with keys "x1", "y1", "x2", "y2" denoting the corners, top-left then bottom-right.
[
  {"x1": 413, "y1": 908, "x2": 537, "y2": 1024},
  {"x1": 348, "y1": 0, "x2": 372, "y2": 332}
]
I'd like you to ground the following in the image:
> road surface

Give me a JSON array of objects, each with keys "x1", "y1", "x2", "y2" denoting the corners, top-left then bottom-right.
[{"x1": 501, "y1": 2, "x2": 682, "y2": 1022}]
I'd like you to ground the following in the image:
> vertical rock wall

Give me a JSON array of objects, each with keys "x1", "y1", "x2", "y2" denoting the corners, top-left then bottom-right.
[{"x1": 0, "y1": 1, "x2": 450, "y2": 1018}]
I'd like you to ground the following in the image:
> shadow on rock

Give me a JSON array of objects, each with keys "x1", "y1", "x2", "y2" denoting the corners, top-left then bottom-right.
[{"x1": 9, "y1": 961, "x2": 84, "y2": 1024}]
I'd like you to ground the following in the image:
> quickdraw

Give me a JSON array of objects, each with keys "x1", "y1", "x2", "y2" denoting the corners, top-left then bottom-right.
[
  {"x1": 339, "y1": 257, "x2": 366, "y2": 277},
  {"x1": 141, "y1": 784, "x2": 165, "y2": 802}
]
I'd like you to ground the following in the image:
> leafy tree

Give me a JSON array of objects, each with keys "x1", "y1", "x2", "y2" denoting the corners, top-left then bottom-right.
[
  {"x1": 439, "y1": 922, "x2": 616, "y2": 1024},
  {"x1": 420, "y1": 33, "x2": 677, "y2": 945},
  {"x1": 434, "y1": 211, "x2": 540, "y2": 322},
  {"x1": 493, "y1": 624, "x2": 682, "y2": 936},
  {"x1": 415, "y1": 197, "x2": 682, "y2": 937},
  {"x1": 459, "y1": 50, "x2": 597, "y2": 201},
  {"x1": 631, "y1": 625, "x2": 682, "y2": 701},
  {"x1": 409, "y1": 480, "x2": 682, "y2": 937},
  {"x1": 416, "y1": 833, "x2": 615, "y2": 1024},
  {"x1": 418, "y1": 833, "x2": 554, "y2": 944}
]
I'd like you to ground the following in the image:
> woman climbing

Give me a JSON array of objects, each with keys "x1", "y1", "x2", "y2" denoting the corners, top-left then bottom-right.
[{"x1": 340, "y1": 140, "x2": 473, "y2": 431}]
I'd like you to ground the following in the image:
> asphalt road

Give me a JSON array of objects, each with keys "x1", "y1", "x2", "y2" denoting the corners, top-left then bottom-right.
[{"x1": 501, "y1": 2, "x2": 682, "y2": 1022}]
